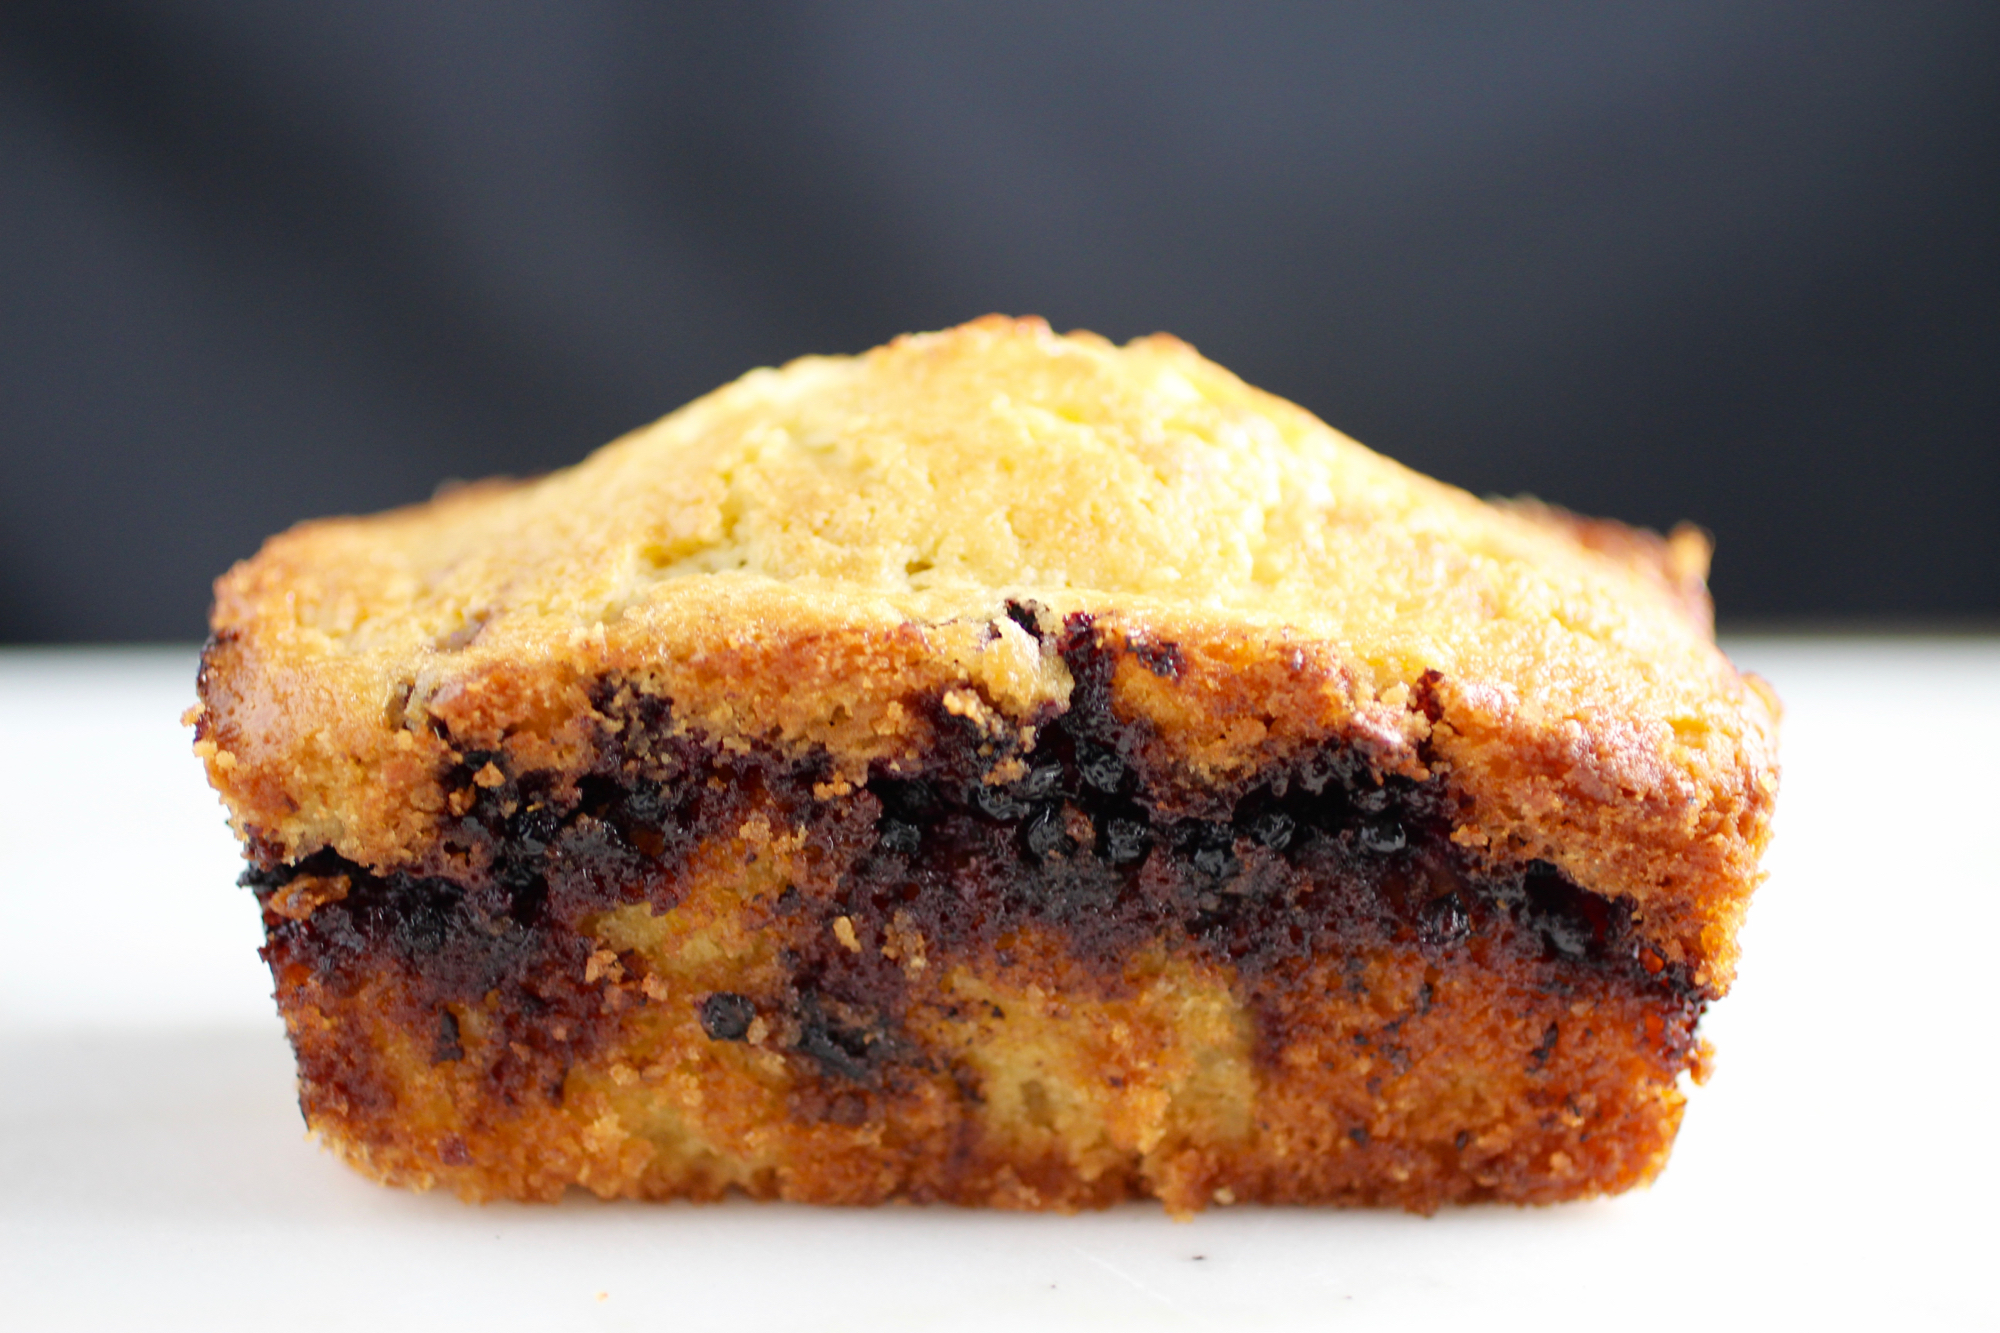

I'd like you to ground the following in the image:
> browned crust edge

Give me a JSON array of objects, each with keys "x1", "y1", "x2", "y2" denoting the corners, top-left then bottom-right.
[{"x1": 198, "y1": 606, "x2": 1775, "y2": 988}]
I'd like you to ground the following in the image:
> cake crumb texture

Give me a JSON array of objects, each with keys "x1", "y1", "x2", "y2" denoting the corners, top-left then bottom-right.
[
  {"x1": 202, "y1": 316, "x2": 1775, "y2": 978},
  {"x1": 199, "y1": 316, "x2": 1778, "y2": 1212}
]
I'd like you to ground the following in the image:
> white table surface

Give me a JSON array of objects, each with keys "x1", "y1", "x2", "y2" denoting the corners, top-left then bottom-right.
[{"x1": 2, "y1": 639, "x2": 1996, "y2": 1331}]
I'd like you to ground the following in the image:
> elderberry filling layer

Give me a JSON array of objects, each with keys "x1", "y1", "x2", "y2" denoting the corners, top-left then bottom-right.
[{"x1": 251, "y1": 611, "x2": 1708, "y2": 1092}]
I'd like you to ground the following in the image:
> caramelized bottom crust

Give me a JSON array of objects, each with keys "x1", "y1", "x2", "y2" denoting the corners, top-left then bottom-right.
[
  {"x1": 272, "y1": 917, "x2": 1694, "y2": 1214},
  {"x1": 249, "y1": 615, "x2": 1710, "y2": 1213}
]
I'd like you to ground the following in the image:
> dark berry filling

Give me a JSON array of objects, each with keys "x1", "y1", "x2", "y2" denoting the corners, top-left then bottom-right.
[
  {"x1": 251, "y1": 608, "x2": 1706, "y2": 1096},
  {"x1": 698, "y1": 992, "x2": 757, "y2": 1042}
]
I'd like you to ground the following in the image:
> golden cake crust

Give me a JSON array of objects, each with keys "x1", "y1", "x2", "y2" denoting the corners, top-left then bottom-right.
[{"x1": 197, "y1": 316, "x2": 1777, "y2": 986}]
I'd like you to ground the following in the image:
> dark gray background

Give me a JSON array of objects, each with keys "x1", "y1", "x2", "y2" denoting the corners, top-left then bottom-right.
[{"x1": 4, "y1": 2, "x2": 1995, "y2": 641}]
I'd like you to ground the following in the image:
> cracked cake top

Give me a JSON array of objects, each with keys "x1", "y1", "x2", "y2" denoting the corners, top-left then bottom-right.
[{"x1": 195, "y1": 315, "x2": 1777, "y2": 987}]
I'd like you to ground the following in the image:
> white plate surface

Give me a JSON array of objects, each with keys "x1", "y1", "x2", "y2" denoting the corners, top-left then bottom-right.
[{"x1": 3, "y1": 641, "x2": 1996, "y2": 1330}]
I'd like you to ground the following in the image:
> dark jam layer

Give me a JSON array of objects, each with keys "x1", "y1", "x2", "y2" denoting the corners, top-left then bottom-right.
[{"x1": 253, "y1": 610, "x2": 1707, "y2": 1093}]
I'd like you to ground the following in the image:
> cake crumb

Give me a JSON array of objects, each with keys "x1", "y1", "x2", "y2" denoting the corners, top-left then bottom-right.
[
  {"x1": 1690, "y1": 1038, "x2": 1718, "y2": 1085},
  {"x1": 267, "y1": 874, "x2": 349, "y2": 921},
  {"x1": 194, "y1": 317, "x2": 1774, "y2": 1216}
]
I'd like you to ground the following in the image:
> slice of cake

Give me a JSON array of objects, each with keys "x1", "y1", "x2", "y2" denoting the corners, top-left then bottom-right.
[{"x1": 192, "y1": 316, "x2": 1778, "y2": 1213}]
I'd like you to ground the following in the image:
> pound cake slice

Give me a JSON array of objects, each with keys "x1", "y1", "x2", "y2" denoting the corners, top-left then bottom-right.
[{"x1": 192, "y1": 316, "x2": 1778, "y2": 1214}]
